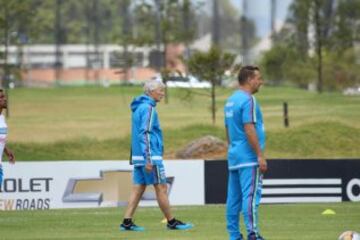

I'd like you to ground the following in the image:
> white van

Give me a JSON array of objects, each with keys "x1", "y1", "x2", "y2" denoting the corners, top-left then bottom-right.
[{"x1": 152, "y1": 74, "x2": 211, "y2": 89}]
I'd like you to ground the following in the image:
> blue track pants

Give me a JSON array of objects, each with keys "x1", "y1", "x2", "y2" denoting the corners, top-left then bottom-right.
[{"x1": 226, "y1": 166, "x2": 263, "y2": 240}]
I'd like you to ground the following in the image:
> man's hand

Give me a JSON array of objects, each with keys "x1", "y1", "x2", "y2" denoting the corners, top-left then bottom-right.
[
  {"x1": 5, "y1": 147, "x2": 15, "y2": 164},
  {"x1": 145, "y1": 162, "x2": 153, "y2": 172},
  {"x1": 258, "y1": 156, "x2": 267, "y2": 173}
]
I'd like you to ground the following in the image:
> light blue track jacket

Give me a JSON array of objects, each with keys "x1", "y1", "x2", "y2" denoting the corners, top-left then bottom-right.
[
  {"x1": 224, "y1": 90, "x2": 266, "y2": 170},
  {"x1": 130, "y1": 94, "x2": 163, "y2": 166}
]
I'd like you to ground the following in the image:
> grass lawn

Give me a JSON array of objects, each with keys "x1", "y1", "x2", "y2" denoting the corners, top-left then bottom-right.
[
  {"x1": 0, "y1": 203, "x2": 359, "y2": 239},
  {"x1": 6, "y1": 86, "x2": 360, "y2": 160}
]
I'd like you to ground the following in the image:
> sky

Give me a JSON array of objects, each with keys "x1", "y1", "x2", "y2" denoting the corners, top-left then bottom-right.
[
  {"x1": 232, "y1": 0, "x2": 294, "y2": 37},
  {"x1": 196, "y1": 0, "x2": 294, "y2": 37}
]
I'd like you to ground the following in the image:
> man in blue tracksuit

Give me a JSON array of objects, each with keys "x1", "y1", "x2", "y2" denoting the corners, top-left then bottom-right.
[
  {"x1": 120, "y1": 80, "x2": 192, "y2": 231},
  {"x1": 224, "y1": 66, "x2": 267, "y2": 240}
]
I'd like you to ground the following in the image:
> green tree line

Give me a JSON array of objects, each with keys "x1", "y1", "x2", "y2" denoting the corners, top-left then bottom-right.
[
  {"x1": 260, "y1": 0, "x2": 360, "y2": 92},
  {"x1": 0, "y1": 0, "x2": 177, "y2": 44}
]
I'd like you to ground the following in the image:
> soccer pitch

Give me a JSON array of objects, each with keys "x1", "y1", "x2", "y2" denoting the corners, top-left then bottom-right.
[{"x1": 0, "y1": 203, "x2": 359, "y2": 239}]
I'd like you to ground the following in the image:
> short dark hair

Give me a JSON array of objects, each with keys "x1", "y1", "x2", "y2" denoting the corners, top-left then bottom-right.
[{"x1": 238, "y1": 65, "x2": 260, "y2": 85}]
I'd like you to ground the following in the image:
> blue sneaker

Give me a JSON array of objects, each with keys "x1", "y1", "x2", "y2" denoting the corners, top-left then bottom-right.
[
  {"x1": 230, "y1": 234, "x2": 244, "y2": 240},
  {"x1": 247, "y1": 233, "x2": 265, "y2": 240},
  {"x1": 167, "y1": 219, "x2": 193, "y2": 230},
  {"x1": 120, "y1": 221, "x2": 145, "y2": 231}
]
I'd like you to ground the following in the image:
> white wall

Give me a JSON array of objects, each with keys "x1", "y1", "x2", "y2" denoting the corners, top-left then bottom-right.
[{"x1": 0, "y1": 160, "x2": 204, "y2": 211}]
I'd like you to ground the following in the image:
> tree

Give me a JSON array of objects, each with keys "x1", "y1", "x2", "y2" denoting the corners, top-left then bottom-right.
[
  {"x1": 259, "y1": 43, "x2": 291, "y2": 86},
  {"x1": 0, "y1": 0, "x2": 34, "y2": 116},
  {"x1": 132, "y1": 1, "x2": 157, "y2": 46},
  {"x1": 118, "y1": 0, "x2": 132, "y2": 83},
  {"x1": 287, "y1": 0, "x2": 312, "y2": 60},
  {"x1": 261, "y1": 0, "x2": 359, "y2": 92},
  {"x1": 209, "y1": 0, "x2": 256, "y2": 52},
  {"x1": 331, "y1": 0, "x2": 360, "y2": 52},
  {"x1": 186, "y1": 45, "x2": 236, "y2": 124},
  {"x1": 146, "y1": 0, "x2": 197, "y2": 103},
  {"x1": 322, "y1": 48, "x2": 360, "y2": 91}
]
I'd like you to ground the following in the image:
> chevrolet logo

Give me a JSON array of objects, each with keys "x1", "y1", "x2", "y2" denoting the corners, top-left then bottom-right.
[{"x1": 62, "y1": 170, "x2": 174, "y2": 206}]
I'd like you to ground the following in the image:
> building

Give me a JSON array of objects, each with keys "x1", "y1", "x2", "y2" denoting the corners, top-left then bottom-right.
[{"x1": 0, "y1": 43, "x2": 187, "y2": 87}]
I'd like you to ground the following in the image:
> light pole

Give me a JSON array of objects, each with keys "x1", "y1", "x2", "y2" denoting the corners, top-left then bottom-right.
[
  {"x1": 212, "y1": 0, "x2": 220, "y2": 46},
  {"x1": 241, "y1": 0, "x2": 249, "y2": 65},
  {"x1": 271, "y1": 0, "x2": 277, "y2": 37},
  {"x1": 154, "y1": 0, "x2": 163, "y2": 70},
  {"x1": 54, "y1": 0, "x2": 63, "y2": 86},
  {"x1": 121, "y1": 0, "x2": 131, "y2": 83}
]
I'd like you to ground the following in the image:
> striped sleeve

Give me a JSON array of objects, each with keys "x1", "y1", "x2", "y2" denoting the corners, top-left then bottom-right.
[
  {"x1": 138, "y1": 105, "x2": 154, "y2": 164},
  {"x1": 242, "y1": 96, "x2": 257, "y2": 124}
]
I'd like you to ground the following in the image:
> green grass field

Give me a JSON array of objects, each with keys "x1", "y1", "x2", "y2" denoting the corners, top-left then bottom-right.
[
  {"x1": 6, "y1": 86, "x2": 360, "y2": 160},
  {"x1": 3, "y1": 86, "x2": 359, "y2": 240},
  {"x1": 0, "y1": 203, "x2": 359, "y2": 239}
]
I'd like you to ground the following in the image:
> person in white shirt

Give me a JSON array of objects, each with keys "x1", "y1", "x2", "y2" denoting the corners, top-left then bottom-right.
[{"x1": 0, "y1": 89, "x2": 15, "y2": 188}]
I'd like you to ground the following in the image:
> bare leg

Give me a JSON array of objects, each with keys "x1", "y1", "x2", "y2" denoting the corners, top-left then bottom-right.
[
  {"x1": 154, "y1": 183, "x2": 173, "y2": 220},
  {"x1": 124, "y1": 184, "x2": 146, "y2": 219}
]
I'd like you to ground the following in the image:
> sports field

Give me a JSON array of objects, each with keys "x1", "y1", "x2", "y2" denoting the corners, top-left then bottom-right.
[
  {"x1": 8, "y1": 86, "x2": 360, "y2": 142},
  {"x1": 6, "y1": 86, "x2": 360, "y2": 160},
  {"x1": 0, "y1": 203, "x2": 359, "y2": 239},
  {"x1": 2, "y1": 86, "x2": 359, "y2": 239}
]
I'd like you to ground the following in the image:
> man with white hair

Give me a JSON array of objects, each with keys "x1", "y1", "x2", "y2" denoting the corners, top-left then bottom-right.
[{"x1": 120, "y1": 80, "x2": 193, "y2": 231}]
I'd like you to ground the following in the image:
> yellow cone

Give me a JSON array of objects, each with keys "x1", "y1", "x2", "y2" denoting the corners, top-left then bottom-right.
[{"x1": 322, "y1": 209, "x2": 336, "y2": 215}]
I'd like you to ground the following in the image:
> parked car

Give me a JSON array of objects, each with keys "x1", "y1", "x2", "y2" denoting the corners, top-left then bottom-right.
[
  {"x1": 343, "y1": 86, "x2": 360, "y2": 96},
  {"x1": 152, "y1": 74, "x2": 211, "y2": 89}
]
